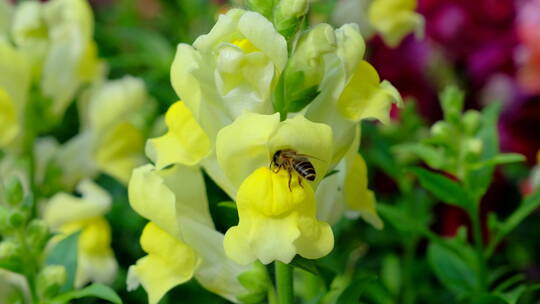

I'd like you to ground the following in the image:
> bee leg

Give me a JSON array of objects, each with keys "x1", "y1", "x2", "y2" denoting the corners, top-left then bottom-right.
[
  {"x1": 287, "y1": 167, "x2": 293, "y2": 191},
  {"x1": 298, "y1": 176, "x2": 303, "y2": 188}
]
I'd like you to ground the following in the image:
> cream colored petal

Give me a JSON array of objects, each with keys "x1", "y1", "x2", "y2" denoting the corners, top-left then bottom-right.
[
  {"x1": 268, "y1": 115, "x2": 334, "y2": 186},
  {"x1": 368, "y1": 0, "x2": 424, "y2": 47},
  {"x1": 85, "y1": 76, "x2": 148, "y2": 133},
  {"x1": 216, "y1": 113, "x2": 280, "y2": 192},
  {"x1": 44, "y1": 180, "x2": 111, "y2": 228},
  {"x1": 129, "y1": 164, "x2": 214, "y2": 237},
  {"x1": 54, "y1": 131, "x2": 98, "y2": 190},
  {"x1": 146, "y1": 101, "x2": 210, "y2": 169}
]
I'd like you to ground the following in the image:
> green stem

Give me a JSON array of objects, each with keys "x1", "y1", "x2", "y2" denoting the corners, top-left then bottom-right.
[
  {"x1": 17, "y1": 230, "x2": 39, "y2": 303},
  {"x1": 469, "y1": 205, "x2": 487, "y2": 291},
  {"x1": 275, "y1": 261, "x2": 294, "y2": 304},
  {"x1": 402, "y1": 237, "x2": 418, "y2": 304}
]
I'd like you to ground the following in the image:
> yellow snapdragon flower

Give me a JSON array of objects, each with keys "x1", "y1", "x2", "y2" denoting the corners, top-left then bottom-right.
[
  {"x1": 127, "y1": 164, "x2": 249, "y2": 304},
  {"x1": 54, "y1": 76, "x2": 149, "y2": 189},
  {"x1": 44, "y1": 180, "x2": 117, "y2": 288},
  {"x1": 0, "y1": 40, "x2": 31, "y2": 149},
  {"x1": 368, "y1": 0, "x2": 424, "y2": 47},
  {"x1": 216, "y1": 112, "x2": 334, "y2": 263},
  {"x1": 11, "y1": 0, "x2": 103, "y2": 119},
  {"x1": 170, "y1": 9, "x2": 287, "y2": 142}
]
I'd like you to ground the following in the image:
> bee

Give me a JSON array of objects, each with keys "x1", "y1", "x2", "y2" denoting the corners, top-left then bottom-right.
[{"x1": 271, "y1": 149, "x2": 316, "y2": 191}]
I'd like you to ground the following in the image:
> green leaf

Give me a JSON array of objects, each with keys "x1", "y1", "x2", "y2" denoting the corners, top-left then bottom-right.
[
  {"x1": 290, "y1": 255, "x2": 320, "y2": 277},
  {"x1": 46, "y1": 232, "x2": 79, "y2": 292},
  {"x1": 465, "y1": 293, "x2": 507, "y2": 304},
  {"x1": 335, "y1": 274, "x2": 378, "y2": 304},
  {"x1": 470, "y1": 153, "x2": 525, "y2": 170},
  {"x1": 381, "y1": 254, "x2": 401, "y2": 296},
  {"x1": 468, "y1": 102, "x2": 502, "y2": 200},
  {"x1": 52, "y1": 283, "x2": 122, "y2": 304},
  {"x1": 486, "y1": 187, "x2": 540, "y2": 257},
  {"x1": 394, "y1": 143, "x2": 447, "y2": 169},
  {"x1": 409, "y1": 167, "x2": 471, "y2": 208},
  {"x1": 427, "y1": 242, "x2": 478, "y2": 297}
]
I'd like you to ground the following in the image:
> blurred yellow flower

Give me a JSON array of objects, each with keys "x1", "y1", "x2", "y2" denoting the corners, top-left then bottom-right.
[
  {"x1": 368, "y1": 0, "x2": 424, "y2": 47},
  {"x1": 11, "y1": 0, "x2": 103, "y2": 120},
  {"x1": 55, "y1": 76, "x2": 150, "y2": 189},
  {"x1": 170, "y1": 8, "x2": 287, "y2": 142},
  {"x1": 44, "y1": 180, "x2": 117, "y2": 288},
  {"x1": 0, "y1": 0, "x2": 12, "y2": 37},
  {"x1": 0, "y1": 40, "x2": 30, "y2": 149},
  {"x1": 128, "y1": 164, "x2": 249, "y2": 303},
  {"x1": 224, "y1": 167, "x2": 334, "y2": 264}
]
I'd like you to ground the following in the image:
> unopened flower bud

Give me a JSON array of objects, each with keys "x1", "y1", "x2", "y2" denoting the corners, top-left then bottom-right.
[
  {"x1": 37, "y1": 265, "x2": 67, "y2": 299},
  {"x1": 430, "y1": 121, "x2": 452, "y2": 143},
  {"x1": 462, "y1": 110, "x2": 481, "y2": 135},
  {"x1": 27, "y1": 219, "x2": 50, "y2": 251},
  {"x1": 4, "y1": 177, "x2": 23, "y2": 206},
  {"x1": 247, "y1": 0, "x2": 274, "y2": 18},
  {"x1": 0, "y1": 240, "x2": 23, "y2": 272},
  {"x1": 464, "y1": 138, "x2": 483, "y2": 159},
  {"x1": 273, "y1": 0, "x2": 309, "y2": 38},
  {"x1": 8, "y1": 210, "x2": 26, "y2": 229}
]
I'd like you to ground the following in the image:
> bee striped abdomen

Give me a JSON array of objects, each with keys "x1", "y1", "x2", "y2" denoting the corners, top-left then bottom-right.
[{"x1": 294, "y1": 160, "x2": 316, "y2": 181}]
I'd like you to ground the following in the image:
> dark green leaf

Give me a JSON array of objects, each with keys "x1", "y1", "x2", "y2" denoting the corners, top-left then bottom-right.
[
  {"x1": 409, "y1": 167, "x2": 471, "y2": 207},
  {"x1": 427, "y1": 242, "x2": 478, "y2": 297},
  {"x1": 53, "y1": 283, "x2": 122, "y2": 304},
  {"x1": 46, "y1": 232, "x2": 79, "y2": 292},
  {"x1": 335, "y1": 274, "x2": 378, "y2": 304},
  {"x1": 290, "y1": 255, "x2": 320, "y2": 277},
  {"x1": 465, "y1": 293, "x2": 507, "y2": 304}
]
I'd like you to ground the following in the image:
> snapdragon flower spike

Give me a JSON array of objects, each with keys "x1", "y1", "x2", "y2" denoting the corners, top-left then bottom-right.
[
  {"x1": 44, "y1": 180, "x2": 117, "y2": 288},
  {"x1": 368, "y1": 0, "x2": 424, "y2": 47}
]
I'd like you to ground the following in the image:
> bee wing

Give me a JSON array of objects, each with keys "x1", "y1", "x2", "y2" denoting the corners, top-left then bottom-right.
[{"x1": 295, "y1": 153, "x2": 325, "y2": 162}]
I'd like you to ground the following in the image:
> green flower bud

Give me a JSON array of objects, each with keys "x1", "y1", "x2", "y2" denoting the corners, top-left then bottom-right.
[
  {"x1": 430, "y1": 121, "x2": 453, "y2": 143},
  {"x1": 0, "y1": 240, "x2": 20, "y2": 259},
  {"x1": 273, "y1": 0, "x2": 309, "y2": 38},
  {"x1": 4, "y1": 177, "x2": 24, "y2": 206},
  {"x1": 462, "y1": 110, "x2": 481, "y2": 135},
  {"x1": 0, "y1": 240, "x2": 23, "y2": 273},
  {"x1": 8, "y1": 210, "x2": 26, "y2": 229},
  {"x1": 464, "y1": 138, "x2": 483, "y2": 160},
  {"x1": 37, "y1": 265, "x2": 67, "y2": 299},
  {"x1": 27, "y1": 219, "x2": 50, "y2": 251},
  {"x1": 237, "y1": 262, "x2": 272, "y2": 303},
  {"x1": 440, "y1": 86, "x2": 464, "y2": 125}
]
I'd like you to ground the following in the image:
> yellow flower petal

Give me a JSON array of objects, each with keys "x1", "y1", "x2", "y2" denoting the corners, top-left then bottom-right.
[
  {"x1": 224, "y1": 167, "x2": 334, "y2": 265},
  {"x1": 146, "y1": 101, "x2": 210, "y2": 168},
  {"x1": 368, "y1": 0, "x2": 424, "y2": 47},
  {"x1": 95, "y1": 122, "x2": 145, "y2": 184},
  {"x1": 44, "y1": 180, "x2": 111, "y2": 229},
  {"x1": 344, "y1": 153, "x2": 383, "y2": 229},
  {"x1": 337, "y1": 60, "x2": 402, "y2": 124},
  {"x1": 127, "y1": 222, "x2": 199, "y2": 304},
  {"x1": 75, "y1": 217, "x2": 117, "y2": 288}
]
